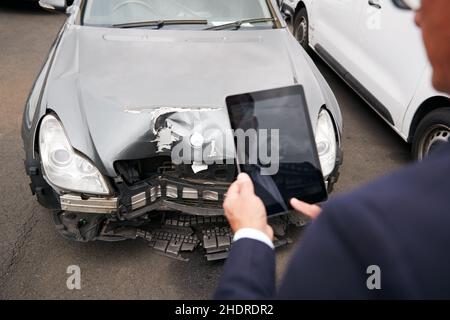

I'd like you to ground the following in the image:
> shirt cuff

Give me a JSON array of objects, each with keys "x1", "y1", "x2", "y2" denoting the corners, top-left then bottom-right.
[{"x1": 233, "y1": 228, "x2": 274, "y2": 250}]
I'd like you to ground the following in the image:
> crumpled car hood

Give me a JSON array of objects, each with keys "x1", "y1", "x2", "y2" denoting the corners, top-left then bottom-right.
[{"x1": 45, "y1": 26, "x2": 325, "y2": 177}]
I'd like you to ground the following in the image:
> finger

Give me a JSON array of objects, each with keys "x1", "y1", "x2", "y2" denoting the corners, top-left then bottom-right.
[
  {"x1": 290, "y1": 198, "x2": 322, "y2": 219},
  {"x1": 226, "y1": 179, "x2": 241, "y2": 198},
  {"x1": 237, "y1": 173, "x2": 255, "y2": 197},
  {"x1": 223, "y1": 180, "x2": 241, "y2": 214},
  {"x1": 223, "y1": 198, "x2": 236, "y2": 219}
]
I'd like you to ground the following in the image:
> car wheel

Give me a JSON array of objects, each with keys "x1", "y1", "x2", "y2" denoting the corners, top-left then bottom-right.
[
  {"x1": 293, "y1": 8, "x2": 309, "y2": 51},
  {"x1": 412, "y1": 108, "x2": 450, "y2": 160}
]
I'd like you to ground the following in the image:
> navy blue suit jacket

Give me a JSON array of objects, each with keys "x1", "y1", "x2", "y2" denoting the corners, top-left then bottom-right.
[{"x1": 215, "y1": 145, "x2": 450, "y2": 299}]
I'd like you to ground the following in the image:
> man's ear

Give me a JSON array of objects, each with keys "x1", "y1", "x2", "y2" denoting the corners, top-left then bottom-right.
[{"x1": 414, "y1": 10, "x2": 422, "y2": 27}]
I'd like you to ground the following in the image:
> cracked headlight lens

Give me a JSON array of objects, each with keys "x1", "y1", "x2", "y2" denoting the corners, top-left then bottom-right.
[
  {"x1": 39, "y1": 114, "x2": 110, "y2": 195},
  {"x1": 316, "y1": 109, "x2": 337, "y2": 178}
]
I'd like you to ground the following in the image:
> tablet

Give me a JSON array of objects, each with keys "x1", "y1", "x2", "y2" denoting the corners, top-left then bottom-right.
[{"x1": 226, "y1": 85, "x2": 328, "y2": 217}]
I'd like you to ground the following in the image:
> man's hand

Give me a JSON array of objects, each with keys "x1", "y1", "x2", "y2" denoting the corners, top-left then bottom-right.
[
  {"x1": 290, "y1": 198, "x2": 322, "y2": 220},
  {"x1": 223, "y1": 173, "x2": 274, "y2": 240}
]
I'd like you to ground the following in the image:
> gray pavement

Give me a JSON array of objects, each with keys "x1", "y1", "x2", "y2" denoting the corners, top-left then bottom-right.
[{"x1": 0, "y1": 2, "x2": 410, "y2": 299}]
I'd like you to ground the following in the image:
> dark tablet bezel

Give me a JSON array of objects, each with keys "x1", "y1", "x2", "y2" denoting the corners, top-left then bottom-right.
[{"x1": 226, "y1": 85, "x2": 328, "y2": 217}]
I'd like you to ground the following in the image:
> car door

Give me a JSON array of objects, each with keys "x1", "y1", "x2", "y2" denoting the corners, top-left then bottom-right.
[
  {"x1": 309, "y1": 0, "x2": 365, "y2": 77},
  {"x1": 354, "y1": 0, "x2": 428, "y2": 129}
]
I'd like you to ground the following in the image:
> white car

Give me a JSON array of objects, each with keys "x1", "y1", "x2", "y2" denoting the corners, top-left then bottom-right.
[{"x1": 280, "y1": 0, "x2": 450, "y2": 159}]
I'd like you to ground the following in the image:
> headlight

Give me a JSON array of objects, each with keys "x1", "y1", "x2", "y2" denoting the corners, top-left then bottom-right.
[
  {"x1": 39, "y1": 115, "x2": 110, "y2": 195},
  {"x1": 315, "y1": 109, "x2": 337, "y2": 178}
]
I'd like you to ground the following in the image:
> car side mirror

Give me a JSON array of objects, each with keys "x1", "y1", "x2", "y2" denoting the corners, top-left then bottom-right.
[{"x1": 39, "y1": 0, "x2": 68, "y2": 13}]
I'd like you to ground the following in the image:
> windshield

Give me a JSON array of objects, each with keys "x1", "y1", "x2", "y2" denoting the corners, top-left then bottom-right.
[{"x1": 81, "y1": 0, "x2": 275, "y2": 29}]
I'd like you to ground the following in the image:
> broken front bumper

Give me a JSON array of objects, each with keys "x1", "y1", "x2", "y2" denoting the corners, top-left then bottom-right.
[
  {"x1": 61, "y1": 174, "x2": 229, "y2": 217},
  {"x1": 54, "y1": 211, "x2": 298, "y2": 261},
  {"x1": 54, "y1": 152, "x2": 342, "y2": 261},
  {"x1": 59, "y1": 148, "x2": 343, "y2": 218}
]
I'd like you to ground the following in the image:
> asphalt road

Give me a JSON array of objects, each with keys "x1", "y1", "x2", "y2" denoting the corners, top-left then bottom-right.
[{"x1": 0, "y1": 2, "x2": 410, "y2": 299}]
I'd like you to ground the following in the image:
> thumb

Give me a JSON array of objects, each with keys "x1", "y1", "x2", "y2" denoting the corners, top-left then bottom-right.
[
  {"x1": 290, "y1": 198, "x2": 322, "y2": 219},
  {"x1": 237, "y1": 173, "x2": 255, "y2": 196}
]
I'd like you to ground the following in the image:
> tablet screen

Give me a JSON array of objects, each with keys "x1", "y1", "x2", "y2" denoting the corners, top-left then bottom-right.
[{"x1": 226, "y1": 85, "x2": 327, "y2": 216}]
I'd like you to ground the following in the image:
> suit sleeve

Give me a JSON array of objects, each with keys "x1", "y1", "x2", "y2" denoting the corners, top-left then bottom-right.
[
  {"x1": 277, "y1": 205, "x2": 370, "y2": 299},
  {"x1": 213, "y1": 238, "x2": 276, "y2": 300}
]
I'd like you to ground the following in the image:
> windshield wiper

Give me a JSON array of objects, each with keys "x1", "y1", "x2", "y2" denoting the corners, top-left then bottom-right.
[
  {"x1": 204, "y1": 18, "x2": 275, "y2": 31},
  {"x1": 113, "y1": 19, "x2": 208, "y2": 29}
]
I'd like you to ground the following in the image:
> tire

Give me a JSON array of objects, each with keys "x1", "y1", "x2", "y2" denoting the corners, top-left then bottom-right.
[
  {"x1": 293, "y1": 8, "x2": 310, "y2": 51},
  {"x1": 412, "y1": 108, "x2": 450, "y2": 160}
]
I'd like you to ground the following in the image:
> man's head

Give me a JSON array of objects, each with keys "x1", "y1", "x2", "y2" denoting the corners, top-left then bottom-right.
[{"x1": 414, "y1": 0, "x2": 450, "y2": 93}]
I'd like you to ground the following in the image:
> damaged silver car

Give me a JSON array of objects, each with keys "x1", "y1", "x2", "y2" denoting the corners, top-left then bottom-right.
[{"x1": 22, "y1": 0, "x2": 343, "y2": 261}]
